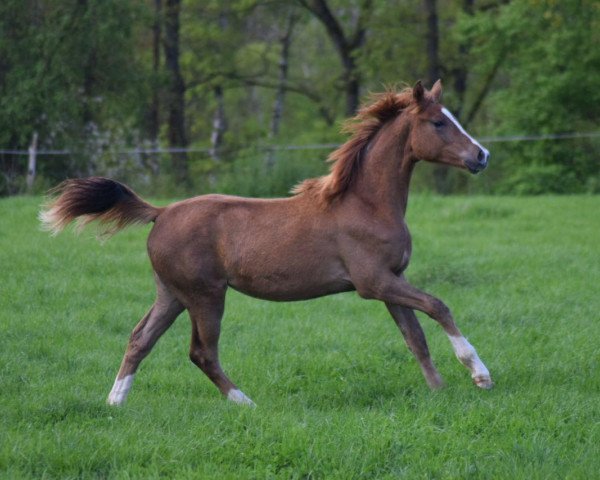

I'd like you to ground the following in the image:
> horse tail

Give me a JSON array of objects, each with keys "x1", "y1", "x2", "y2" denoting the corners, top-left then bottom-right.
[{"x1": 40, "y1": 177, "x2": 162, "y2": 238}]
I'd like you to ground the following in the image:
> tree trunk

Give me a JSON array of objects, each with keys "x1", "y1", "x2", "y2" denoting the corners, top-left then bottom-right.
[
  {"x1": 163, "y1": 0, "x2": 188, "y2": 184},
  {"x1": 345, "y1": 62, "x2": 360, "y2": 116},
  {"x1": 464, "y1": 48, "x2": 507, "y2": 128},
  {"x1": 26, "y1": 132, "x2": 38, "y2": 192},
  {"x1": 297, "y1": 0, "x2": 371, "y2": 117},
  {"x1": 424, "y1": 0, "x2": 440, "y2": 86},
  {"x1": 423, "y1": 0, "x2": 449, "y2": 194},
  {"x1": 209, "y1": 85, "x2": 226, "y2": 162},
  {"x1": 266, "y1": 13, "x2": 297, "y2": 169},
  {"x1": 78, "y1": 0, "x2": 94, "y2": 128},
  {"x1": 148, "y1": 0, "x2": 161, "y2": 144},
  {"x1": 453, "y1": 0, "x2": 474, "y2": 119},
  {"x1": 82, "y1": 38, "x2": 97, "y2": 174},
  {"x1": 209, "y1": 11, "x2": 229, "y2": 163},
  {"x1": 143, "y1": 0, "x2": 162, "y2": 175},
  {"x1": 270, "y1": 14, "x2": 296, "y2": 140}
]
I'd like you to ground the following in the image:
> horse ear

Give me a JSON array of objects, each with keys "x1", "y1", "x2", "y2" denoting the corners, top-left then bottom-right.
[
  {"x1": 430, "y1": 79, "x2": 443, "y2": 102},
  {"x1": 412, "y1": 80, "x2": 425, "y2": 104}
]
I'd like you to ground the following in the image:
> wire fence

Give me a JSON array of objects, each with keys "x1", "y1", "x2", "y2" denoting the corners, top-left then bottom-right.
[
  {"x1": 1, "y1": 131, "x2": 599, "y2": 197},
  {"x1": 2, "y1": 131, "x2": 600, "y2": 156}
]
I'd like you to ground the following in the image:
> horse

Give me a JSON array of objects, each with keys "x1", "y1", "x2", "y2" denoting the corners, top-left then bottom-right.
[{"x1": 40, "y1": 80, "x2": 493, "y2": 407}]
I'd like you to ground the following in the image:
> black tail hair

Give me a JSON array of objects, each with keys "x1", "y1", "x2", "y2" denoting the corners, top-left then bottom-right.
[{"x1": 40, "y1": 177, "x2": 160, "y2": 237}]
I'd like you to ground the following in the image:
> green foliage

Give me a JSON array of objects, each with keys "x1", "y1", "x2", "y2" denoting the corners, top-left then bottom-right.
[
  {"x1": 2, "y1": 195, "x2": 600, "y2": 477},
  {"x1": 467, "y1": 0, "x2": 600, "y2": 193},
  {"x1": 496, "y1": 163, "x2": 574, "y2": 195},
  {"x1": 208, "y1": 147, "x2": 330, "y2": 197},
  {"x1": 1, "y1": 0, "x2": 599, "y2": 195},
  {"x1": 0, "y1": 1, "x2": 149, "y2": 146}
]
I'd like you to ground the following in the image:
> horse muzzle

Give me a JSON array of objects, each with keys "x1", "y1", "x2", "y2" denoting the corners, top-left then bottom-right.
[{"x1": 465, "y1": 148, "x2": 489, "y2": 174}]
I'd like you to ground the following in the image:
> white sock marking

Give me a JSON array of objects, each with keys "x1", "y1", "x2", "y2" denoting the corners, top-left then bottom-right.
[
  {"x1": 107, "y1": 374, "x2": 135, "y2": 406},
  {"x1": 448, "y1": 335, "x2": 490, "y2": 380},
  {"x1": 227, "y1": 389, "x2": 256, "y2": 407},
  {"x1": 441, "y1": 107, "x2": 489, "y2": 157}
]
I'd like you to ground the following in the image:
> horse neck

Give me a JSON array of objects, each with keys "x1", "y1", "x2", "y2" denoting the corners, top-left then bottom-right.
[{"x1": 351, "y1": 117, "x2": 414, "y2": 217}]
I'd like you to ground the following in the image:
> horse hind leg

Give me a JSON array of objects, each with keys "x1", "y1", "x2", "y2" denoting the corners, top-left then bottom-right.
[
  {"x1": 107, "y1": 277, "x2": 184, "y2": 405},
  {"x1": 187, "y1": 292, "x2": 255, "y2": 406}
]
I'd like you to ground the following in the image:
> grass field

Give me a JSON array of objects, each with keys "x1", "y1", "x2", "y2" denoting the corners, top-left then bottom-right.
[{"x1": 1, "y1": 194, "x2": 599, "y2": 479}]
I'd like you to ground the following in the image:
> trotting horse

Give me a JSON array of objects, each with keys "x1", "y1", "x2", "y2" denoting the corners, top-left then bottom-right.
[{"x1": 41, "y1": 80, "x2": 493, "y2": 407}]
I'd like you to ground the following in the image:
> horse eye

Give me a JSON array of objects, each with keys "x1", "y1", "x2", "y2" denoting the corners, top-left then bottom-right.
[{"x1": 432, "y1": 120, "x2": 445, "y2": 128}]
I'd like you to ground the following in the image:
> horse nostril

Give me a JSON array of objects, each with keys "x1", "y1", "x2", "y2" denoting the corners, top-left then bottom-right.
[{"x1": 477, "y1": 149, "x2": 489, "y2": 167}]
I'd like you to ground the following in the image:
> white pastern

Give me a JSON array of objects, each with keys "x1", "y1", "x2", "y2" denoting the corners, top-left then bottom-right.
[
  {"x1": 448, "y1": 335, "x2": 492, "y2": 388},
  {"x1": 107, "y1": 374, "x2": 135, "y2": 406},
  {"x1": 227, "y1": 389, "x2": 256, "y2": 407},
  {"x1": 441, "y1": 107, "x2": 489, "y2": 157}
]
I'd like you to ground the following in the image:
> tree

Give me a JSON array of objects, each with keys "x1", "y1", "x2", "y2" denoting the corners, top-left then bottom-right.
[
  {"x1": 147, "y1": 0, "x2": 162, "y2": 146},
  {"x1": 0, "y1": 0, "x2": 150, "y2": 190},
  {"x1": 164, "y1": 0, "x2": 188, "y2": 183},
  {"x1": 423, "y1": 0, "x2": 451, "y2": 193},
  {"x1": 423, "y1": 0, "x2": 440, "y2": 88},
  {"x1": 270, "y1": 12, "x2": 298, "y2": 140},
  {"x1": 208, "y1": 11, "x2": 229, "y2": 163},
  {"x1": 484, "y1": 0, "x2": 600, "y2": 193},
  {"x1": 297, "y1": 0, "x2": 372, "y2": 116},
  {"x1": 2, "y1": 0, "x2": 597, "y2": 196}
]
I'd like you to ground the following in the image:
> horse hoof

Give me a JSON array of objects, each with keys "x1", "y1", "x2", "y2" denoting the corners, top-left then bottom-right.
[
  {"x1": 473, "y1": 375, "x2": 494, "y2": 389},
  {"x1": 227, "y1": 389, "x2": 256, "y2": 407},
  {"x1": 429, "y1": 381, "x2": 446, "y2": 391},
  {"x1": 426, "y1": 375, "x2": 445, "y2": 390}
]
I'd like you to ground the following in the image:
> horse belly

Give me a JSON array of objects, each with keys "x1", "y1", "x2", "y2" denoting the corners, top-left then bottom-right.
[
  {"x1": 229, "y1": 279, "x2": 353, "y2": 301},
  {"x1": 225, "y1": 246, "x2": 352, "y2": 301}
]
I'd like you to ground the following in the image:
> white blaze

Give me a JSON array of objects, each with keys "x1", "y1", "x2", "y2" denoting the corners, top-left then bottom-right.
[{"x1": 441, "y1": 107, "x2": 489, "y2": 157}]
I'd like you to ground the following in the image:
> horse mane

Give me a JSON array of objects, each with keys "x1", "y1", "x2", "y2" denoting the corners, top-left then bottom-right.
[{"x1": 292, "y1": 86, "x2": 416, "y2": 205}]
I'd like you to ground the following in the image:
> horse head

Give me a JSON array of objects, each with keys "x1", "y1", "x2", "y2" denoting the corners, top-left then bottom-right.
[{"x1": 407, "y1": 80, "x2": 489, "y2": 174}]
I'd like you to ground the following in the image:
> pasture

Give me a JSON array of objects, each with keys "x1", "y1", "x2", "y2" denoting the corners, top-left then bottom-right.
[{"x1": 1, "y1": 194, "x2": 599, "y2": 478}]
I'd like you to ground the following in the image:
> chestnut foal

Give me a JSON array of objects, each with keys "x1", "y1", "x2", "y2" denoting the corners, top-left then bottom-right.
[{"x1": 41, "y1": 81, "x2": 492, "y2": 407}]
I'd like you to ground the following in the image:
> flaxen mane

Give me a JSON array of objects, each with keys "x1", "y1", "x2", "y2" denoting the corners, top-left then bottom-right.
[{"x1": 292, "y1": 87, "x2": 416, "y2": 205}]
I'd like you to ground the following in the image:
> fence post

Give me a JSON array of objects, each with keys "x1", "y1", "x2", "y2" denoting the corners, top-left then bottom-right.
[{"x1": 26, "y1": 132, "x2": 38, "y2": 192}]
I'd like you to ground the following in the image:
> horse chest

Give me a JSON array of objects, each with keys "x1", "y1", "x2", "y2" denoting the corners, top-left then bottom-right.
[
  {"x1": 379, "y1": 222, "x2": 412, "y2": 273},
  {"x1": 396, "y1": 246, "x2": 412, "y2": 273},
  {"x1": 343, "y1": 218, "x2": 412, "y2": 274}
]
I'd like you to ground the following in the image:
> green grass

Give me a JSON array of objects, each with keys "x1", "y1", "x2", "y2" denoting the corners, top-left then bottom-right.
[{"x1": 1, "y1": 194, "x2": 599, "y2": 479}]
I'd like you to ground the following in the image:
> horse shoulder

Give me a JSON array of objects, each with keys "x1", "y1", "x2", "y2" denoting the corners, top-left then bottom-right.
[{"x1": 336, "y1": 208, "x2": 413, "y2": 292}]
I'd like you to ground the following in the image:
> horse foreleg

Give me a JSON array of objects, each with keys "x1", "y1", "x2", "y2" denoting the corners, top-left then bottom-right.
[
  {"x1": 360, "y1": 275, "x2": 493, "y2": 389},
  {"x1": 107, "y1": 279, "x2": 184, "y2": 405},
  {"x1": 188, "y1": 293, "x2": 255, "y2": 407},
  {"x1": 386, "y1": 304, "x2": 444, "y2": 389}
]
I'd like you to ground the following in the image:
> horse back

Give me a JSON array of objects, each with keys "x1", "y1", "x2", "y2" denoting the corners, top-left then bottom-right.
[{"x1": 147, "y1": 194, "x2": 353, "y2": 301}]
